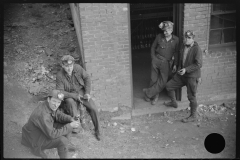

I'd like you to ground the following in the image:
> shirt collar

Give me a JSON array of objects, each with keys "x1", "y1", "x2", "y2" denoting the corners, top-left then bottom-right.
[{"x1": 162, "y1": 34, "x2": 175, "y2": 41}]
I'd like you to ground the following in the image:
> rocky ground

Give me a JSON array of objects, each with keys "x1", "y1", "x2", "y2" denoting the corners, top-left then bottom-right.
[{"x1": 3, "y1": 3, "x2": 236, "y2": 159}]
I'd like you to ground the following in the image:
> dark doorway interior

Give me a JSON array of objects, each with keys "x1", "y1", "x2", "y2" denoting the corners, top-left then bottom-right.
[{"x1": 130, "y1": 3, "x2": 174, "y2": 109}]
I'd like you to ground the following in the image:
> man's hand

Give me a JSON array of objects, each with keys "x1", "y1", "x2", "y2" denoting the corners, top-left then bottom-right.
[
  {"x1": 177, "y1": 68, "x2": 186, "y2": 75},
  {"x1": 70, "y1": 121, "x2": 80, "y2": 128},
  {"x1": 83, "y1": 94, "x2": 91, "y2": 101},
  {"x1": 172, "y1": 65, "x2": 177, "y2": 73}
]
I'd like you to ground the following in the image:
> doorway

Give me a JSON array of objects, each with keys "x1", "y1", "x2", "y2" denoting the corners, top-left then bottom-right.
[{"x1": 130, "y1": 3, "x2": 182, "y2": 109}]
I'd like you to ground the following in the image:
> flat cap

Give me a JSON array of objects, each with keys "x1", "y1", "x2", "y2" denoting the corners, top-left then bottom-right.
[
  {"x1": 61, "y1": 55, "x2": 75, "y2": 66},
  {"x1": 159, "y1": 21, "x2": 174, "y2": 30},
  {"x1": 185, "y1": 30, "x2": 195, "y2": 38},
  {"x1": 48, "y1": 90, "x2": 64, "y2": 101}
]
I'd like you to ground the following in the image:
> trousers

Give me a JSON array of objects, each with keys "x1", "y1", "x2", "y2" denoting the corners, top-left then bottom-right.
[
  {"x1": 145, "y1": 57, "x2": 171, "y2": 98},
  {"x1": 60, "y1": 98, "x2": 100, "y2": 132},
  {"x1": 166, "y1": 74, "x2": 199, "y2": 109},
  {"x1": 32, "y1": 123, "x2": 71, "y2": 158}
]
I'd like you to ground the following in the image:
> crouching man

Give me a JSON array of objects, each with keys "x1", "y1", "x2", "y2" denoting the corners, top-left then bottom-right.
[
  {"x1": 21, "y1": 90, "x2": 80, "y2": 158},
  {"x1": 164, "y1": 30, "x2": 203, "y2": 123}
]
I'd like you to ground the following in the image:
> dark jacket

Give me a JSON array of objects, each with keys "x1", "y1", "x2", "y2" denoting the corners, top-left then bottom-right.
[
  {"x1": 175, "y1": 41, "x2": 202, "y2": 78},
  {"x1": 21, "y1": 101, "x2": 73, "y2": 152},
  {"x1": 151, "y1": 33, "x2": 179, "y2": 64},
  {"x1": 56, "y1": 64, "x2": 91, "y2": 101}
]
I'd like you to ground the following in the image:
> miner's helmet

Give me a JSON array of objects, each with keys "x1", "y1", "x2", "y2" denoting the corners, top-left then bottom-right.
[
  {"x1": 185, "y1": 30, "x2": 195, "y2": 38},
  {"x1": 159, "y1": 21, "x2": 174, "y2": 30},
  {"x1": 48, "y1": 89, "x2": 64, "y2": 101},
  {"x1": 61, "y1": 55, "x2": 75, "y2": 67}
]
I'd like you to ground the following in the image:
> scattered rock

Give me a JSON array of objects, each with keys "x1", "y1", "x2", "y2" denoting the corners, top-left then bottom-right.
[
  {"x1": 131, "y1": 128, "x2": 136, "y2": 132},
  {"x1": 45, "y1": 48, "x2": 53, "y2": 57},
  {"x1": 113, "y1": 122, "x2": 117, "y2": 126},
  {"x1": 4, "y1": 62, "x2": 7, "y2": 67},
  {"x1": 167, "y1": 120, "x2": 173, "y2": 124}
]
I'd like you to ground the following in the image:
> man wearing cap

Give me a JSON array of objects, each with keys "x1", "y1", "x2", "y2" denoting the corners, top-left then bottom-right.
[
  {"x1": 143, "y1": 21, "x2": 179, "y2": 105},
  {"x1": 164, "y1": 30, "x2": 202, "y2": 123},
  {"x1": 21, "y1": 90, "x2": 80, "y2": 158},
  {"x1": 56, "y1": 55, "x2": 101, "y2": 140}
]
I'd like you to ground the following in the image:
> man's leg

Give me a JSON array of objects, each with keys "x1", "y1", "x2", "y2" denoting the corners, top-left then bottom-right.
[
  {"x1": 65, "y1": 98, "x2": 81, "y2": 133},
  {"x1": 165, "y1": 74, "x2": 185, "y2": 108},
  {"x1": 41, "y1": 136, "x2": 71, "y2": 158},
  {"x1": 145, "y1": 60, "x2": 169, "y2": 104},
  {"x1": 82, "y1": 98, "x2": 101, "y2": 140},
  {"x1": 182, "y1": 77, "x2": 198, "y2": 123}
]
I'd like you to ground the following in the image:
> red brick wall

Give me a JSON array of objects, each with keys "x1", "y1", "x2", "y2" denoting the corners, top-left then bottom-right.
[
  {"x1": 181, "y1": 3, "x2": 236, "y2": 101},
  {"x1": 78, "y1": 3, "x2": 131, "y2": 111}
]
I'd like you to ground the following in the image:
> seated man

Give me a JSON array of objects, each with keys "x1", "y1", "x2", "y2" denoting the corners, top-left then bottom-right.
[
  {"x1": 56, "y1": 55, "x2": 101, "y2": 140},
  {"x1": 21, "y1": 90, "x2": 80, "y2": 158}
]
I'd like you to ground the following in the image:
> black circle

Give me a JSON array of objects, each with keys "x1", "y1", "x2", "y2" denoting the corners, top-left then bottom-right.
[{"x1": 204, "y1": 133, "x2": 225, "y2": 154}]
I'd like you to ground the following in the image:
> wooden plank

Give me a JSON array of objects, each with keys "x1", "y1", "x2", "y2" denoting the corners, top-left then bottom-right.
[{"x1": 69, "y1": 3, "x2": 86, "y2": 69}]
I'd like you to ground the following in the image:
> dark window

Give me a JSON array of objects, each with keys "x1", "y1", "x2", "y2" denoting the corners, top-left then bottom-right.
[{"x1": 209, "y1": 3, "x2": 236, "y2": 45}]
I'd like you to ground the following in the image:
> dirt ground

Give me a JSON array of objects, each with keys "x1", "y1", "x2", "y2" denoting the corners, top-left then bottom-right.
[{"x1": 3, "y1": 3, "x2": 236, "y2": 159}]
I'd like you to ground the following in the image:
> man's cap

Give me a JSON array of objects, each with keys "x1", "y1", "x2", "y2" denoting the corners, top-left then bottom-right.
[
  {"x1": 48, "y1": 90, "x2": 64, "y2": 101},
  {"x1": 61, "y1": 55, "x2": 75, "y2": 66},
  {"x1": 159, "y1": 21, "x2": 174, "y2": 30},
  {"x1": 185, "y1": 30, "x2": 195, "y2": 38}
]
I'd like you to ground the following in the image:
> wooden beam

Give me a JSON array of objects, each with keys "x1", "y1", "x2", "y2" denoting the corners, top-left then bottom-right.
[{"x1": 69, "y1": 3, "x2": 86, "y2": 70}]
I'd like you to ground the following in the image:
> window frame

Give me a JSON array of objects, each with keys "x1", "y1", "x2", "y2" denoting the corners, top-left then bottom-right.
[{"x1": 208, "y1": 3, "x2": 236, "y2": 48}]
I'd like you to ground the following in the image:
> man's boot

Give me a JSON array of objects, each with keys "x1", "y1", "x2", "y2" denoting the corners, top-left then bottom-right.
[
  {"x1": 143, "y1": 88, "x2": 151, "y2": 102},
  {"x1": 164, "y1": 90, "x2": 178, "y2": 108},
  {"x1": 182, "y1": 105, "x2": 198, "y2": 123},
  {"x1": 95, "y1": 130, "x2": 101, "y2": 141},
  {"x1": 151, "y1": 94, "x2": 159, "y2": 105}
]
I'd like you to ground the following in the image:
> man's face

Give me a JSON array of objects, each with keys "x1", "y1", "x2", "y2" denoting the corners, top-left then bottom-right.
[
  {"x1": 163, "y1": 28, "x2": 173, "y2": 37},
  {"x1": 48, "y1": 97, "x2": 62, "y2": 111},
  {"x1": 62, "y1": 63, "x2": 74, "y2": 75},
  {"x1": 184, "y1": 36, "x2": 194, "y2": 45}
]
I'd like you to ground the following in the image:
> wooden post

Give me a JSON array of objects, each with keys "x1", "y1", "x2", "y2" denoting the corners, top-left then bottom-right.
[{"x1": 69, "y1": 3, "x2": 86, "y2": 70}]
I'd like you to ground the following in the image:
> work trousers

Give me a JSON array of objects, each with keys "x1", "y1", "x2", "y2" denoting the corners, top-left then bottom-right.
[
  {"x1": 146, "y1": 57, "x2": 171, "y2": 98},
  {"x1": 32, "y1": 123, "x2": 71, "y2": 158},
  {"x1": 166, "y1": 74, "x2": 199, "y2": 110},
  {"x1": 60, "y1": 98, "x2": 100, "y2": 132}
]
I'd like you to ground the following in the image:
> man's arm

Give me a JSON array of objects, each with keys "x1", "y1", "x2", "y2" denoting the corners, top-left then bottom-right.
[
  {"x1": 81, "y1": 68, "x2": 91, "y2": 95},
  {"x1": 151, "y1": 35, "x2": 159, "y2": 59},
  {"x1": 173, "y1": 37, "x2": 180, "y2": 67},
  {"x1": 55, "y1": 109, "x2": 73, "y2": 123},
  {"x1": 185, "y1": 46, "x2": 203, "y2": 73},
  {"x1": 34, "y1": 114, "x2": 73, "y2": 139}
]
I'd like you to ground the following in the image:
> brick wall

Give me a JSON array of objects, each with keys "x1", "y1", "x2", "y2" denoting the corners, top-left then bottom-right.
[
  {"x1": 78, "y1": 3, "x2": 131, "y2": 111},
  {"x1": 181, "y1": 3, "x2": 236, "y2": 102}
]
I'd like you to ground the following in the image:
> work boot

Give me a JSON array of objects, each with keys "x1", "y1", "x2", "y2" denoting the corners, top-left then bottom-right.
[
  {"x1": 95, "y1": 130, "x2": 101, "y2": 141},
  {"x1": 182, "y1": 105, "x2": 198, "y2": 123},
  {"x1": 151, "y1": 94, "x2": 159, "y2": 105},
  {"x1": 143, "y1": 88, "x2": 151, "y2": 102},
  {"x1": 164, "y1": 101, "x2": 178, "y2": 108},
  {"x1": 68, "y1": 142, "x2": 80, "y2": 152}
]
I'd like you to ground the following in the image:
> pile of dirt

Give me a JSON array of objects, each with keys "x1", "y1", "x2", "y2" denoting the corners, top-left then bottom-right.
[{"x1": 4, "y1": 3, "x2": 81, "y2": 96}]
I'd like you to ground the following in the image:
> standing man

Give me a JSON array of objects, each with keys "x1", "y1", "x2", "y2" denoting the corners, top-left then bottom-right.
[
  {"x1": 164, "y1": 30, "x2": 203, "y2": 122},
  {"x1": 56, "y1": 55, "x2": 101, "y2": 140},
  {"x1": 21, "y1": 90, "x2": 80, "y2": 158},
  {"x1": 143, "y1": 21, "x2": 179, "y2": 105}
]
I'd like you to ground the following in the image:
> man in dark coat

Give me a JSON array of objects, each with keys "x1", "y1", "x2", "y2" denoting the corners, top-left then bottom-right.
[
  {"x1": 143, "y1": 21, "x2": 179, "y2": 105},
  {"x1": 56, "y1": 55, "x2": 101, "y2": 140},
  {"x1": 21, "y1": 90, "x2": 80, "y2": 158},
  {"x1": 164, "y1": 30, "x2": 203, "y2": 122}
]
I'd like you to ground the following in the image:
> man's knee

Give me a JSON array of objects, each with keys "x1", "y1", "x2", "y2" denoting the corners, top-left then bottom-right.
[
  {"x1": 65, "y1": 98, "x2": 77, "y2": 106},
  {"x1": 58, "y1": 136, "x2": 69, "y2": 146}
]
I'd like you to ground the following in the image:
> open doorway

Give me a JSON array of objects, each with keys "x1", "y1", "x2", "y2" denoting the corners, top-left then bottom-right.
[{"x1": 130, "y1": 3, "x2": 182, "y2": 109}]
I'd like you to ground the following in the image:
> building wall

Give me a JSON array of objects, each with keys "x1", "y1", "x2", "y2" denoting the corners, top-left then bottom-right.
[
  {"x1": 181, "y1": 3, "x2": 236, "y2": 101},
  {"x1": 78, "y1": 3, "x2": 132, "y2": 111}
]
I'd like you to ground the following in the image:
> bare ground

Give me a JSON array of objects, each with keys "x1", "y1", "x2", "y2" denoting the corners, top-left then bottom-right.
[{"x1": 3, "y1": 3, "x2": 236, "y2": 159}]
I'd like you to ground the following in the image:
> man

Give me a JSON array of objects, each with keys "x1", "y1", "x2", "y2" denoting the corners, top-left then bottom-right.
[
  {"x1": 164, "y1": 30, "x2": 203, "y2": 123},
  {"x1": 56, "y1": 55, "x2": 101, "y2": 140},
  {"x1": 143, "y1": 21, "x2": 179, "y2": 105},
  {"x1": 21, "y1": 90, "x2": 80, "y2": 158}
]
